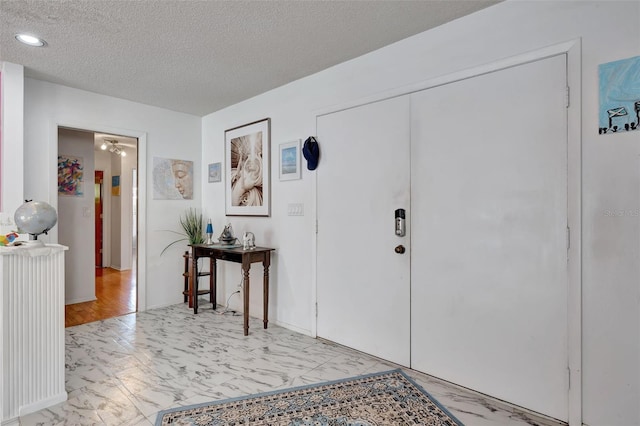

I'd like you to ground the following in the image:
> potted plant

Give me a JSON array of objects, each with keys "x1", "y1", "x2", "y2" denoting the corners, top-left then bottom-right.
[{"x1": 161, "y1": 208, "x2": 205, "y2": 255}]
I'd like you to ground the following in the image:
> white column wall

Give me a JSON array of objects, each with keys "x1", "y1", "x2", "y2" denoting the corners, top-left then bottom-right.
[
  {"x1": 0, "y1": 62, "x2": 24, "y2": 228},
  {"x1": 201, "y1": 2, "x2": 639, "y2": 425}
]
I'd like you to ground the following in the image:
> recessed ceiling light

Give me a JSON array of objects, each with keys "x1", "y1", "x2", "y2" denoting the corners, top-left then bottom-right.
[{"x1": 15, "y1": 33, "x2": 46, "y2": 47}]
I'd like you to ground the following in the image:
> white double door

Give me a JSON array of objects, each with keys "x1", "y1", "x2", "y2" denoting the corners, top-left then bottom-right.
[{"x1": 317, "y1": 54, "x2": 568, "y2": 421}]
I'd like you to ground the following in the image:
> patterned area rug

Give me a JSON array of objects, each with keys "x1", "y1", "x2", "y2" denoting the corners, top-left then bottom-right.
[{"x1": 155, "y1": 369, "x2": 463, "y2": 425}]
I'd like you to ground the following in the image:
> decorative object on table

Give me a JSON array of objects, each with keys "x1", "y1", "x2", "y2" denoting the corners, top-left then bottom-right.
[
  {"x1": 58, "y1": 154, "x2": 84, "y2": 196},
  {"x1": 153, "y1": 157, "x2": 194, "y2": 200},
  {"x1": 225, "y1": 118, "x2": 271, "y2": 216},
  {"x1": 0, "y1": 232, "x2": 19, "y2": 246},
  {"x1": 242, "y1": 231, "x2": 255, "y2": 250},
  {"x1": 279, "y1": 139, "x2": 301, "y2": 181},
  {"x1": 14, "y1": 200, "x2": 58, "y2": 245},
  {"x1": 155, "y1": 369, "x2": 463, "y2": 426},
  {"x1": 302, "y1": 136, "x2": 320, "y2": 170},
  {"x1": 208, "y1": 162, "x2": 222, "y2": 183},
  {"x1": 205, "y1": 219, "x2": 214, "y2": 245},
  {"x1": 599, "y1": 55, "x2": 640, "y2": 135},
  {"x1": 218, "y1": 223, "x2": 237, "y2": 245},
  {"x1": 160, "y1": 208, "x2": 205, "y2": 255}
]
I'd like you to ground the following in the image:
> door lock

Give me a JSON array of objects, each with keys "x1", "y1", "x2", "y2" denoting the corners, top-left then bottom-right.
[
  {"x1": 395, "y1": 209, "x2": 406, "y2": 237},
  {"x1": 395, "y1": 245, "x2": 406, "y2": 254}
]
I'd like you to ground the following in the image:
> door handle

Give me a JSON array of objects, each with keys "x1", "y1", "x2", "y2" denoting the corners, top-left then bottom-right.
[{"x1": 394, "y1": 245, "x2": 406, "y2": 254}]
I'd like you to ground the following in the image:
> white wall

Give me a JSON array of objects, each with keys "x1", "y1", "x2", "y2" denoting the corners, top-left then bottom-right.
[
  {"x1": 110, "y1": 150, "x2": 122, "y2": 269},
  {"x1": 0, "y1": 63, "x2": 24, "y2": 230},
  {"x1": 58, "y1": 128, "x2": 96, "y2": 304},
  {"x1": 201, "y1": 1, "x2": 640, "y2": 425},
  {"x1": 118, "y1": 145, "x2": 136, "y2": 271},
  {"x1": 23, "y1": 79, "x2": 202, "y2": 311}
]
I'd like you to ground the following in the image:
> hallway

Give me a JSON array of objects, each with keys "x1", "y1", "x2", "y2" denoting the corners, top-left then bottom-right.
[{"x1": 65, "y1": 268, "x2": 136, "y2": 327}]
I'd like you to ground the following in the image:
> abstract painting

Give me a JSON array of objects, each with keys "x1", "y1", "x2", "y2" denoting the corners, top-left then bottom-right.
[
  {"x1": 111, "y1": 175, "x2": 120, "y2": 196},
  {"x1": 599, "y1": 55, "x2": 640, "y2": 134},
  {"x1": 58, "y1": 155, "x2": 84, "y2": 196}
]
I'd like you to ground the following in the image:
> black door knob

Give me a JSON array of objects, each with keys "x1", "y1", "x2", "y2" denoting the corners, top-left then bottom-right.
[{"x1": 395, "y1": 245, "x2": 406, "y2": 254}]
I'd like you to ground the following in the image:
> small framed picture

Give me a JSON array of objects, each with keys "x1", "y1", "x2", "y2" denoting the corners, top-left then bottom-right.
[
  {"x1": 208, "y1": 162, "x2": 221, "y2": 183},
  {"x1": 279, "y1": 139, "x2": 301, "y2": 181}
]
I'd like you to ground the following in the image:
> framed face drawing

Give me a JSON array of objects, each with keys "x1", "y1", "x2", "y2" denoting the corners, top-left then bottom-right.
[{"x1": 153, "y1": 157, "x2": 194, "y2": 200}]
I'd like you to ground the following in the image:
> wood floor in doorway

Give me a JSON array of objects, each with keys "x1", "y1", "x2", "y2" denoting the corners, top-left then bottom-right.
[{"x1": 65, "y1": 267, "x2": 136, "y2": 327}]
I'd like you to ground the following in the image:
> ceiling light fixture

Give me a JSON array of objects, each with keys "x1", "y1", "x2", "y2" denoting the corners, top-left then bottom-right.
[
  {"x1": 15, "y1": 33, "x2": 46, "y2": 47},
  {"x1": 104, "y1": 139, "x2": 127, "y2": 157},
  {"x1": 100, "y1": 142, "x2": 108, "y2": 150}
]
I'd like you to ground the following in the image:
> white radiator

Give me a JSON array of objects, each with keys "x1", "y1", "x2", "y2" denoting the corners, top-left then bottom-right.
[{"x1": 1, "y1": 244, "x2": 68, "y2": 424}]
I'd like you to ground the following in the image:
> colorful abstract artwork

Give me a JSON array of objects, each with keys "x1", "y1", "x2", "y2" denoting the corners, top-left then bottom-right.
[
  {"x1": 599, "y1": 55, "x2": 640, "y2": 135},
  {"x1": 58, "y1": 155, "x2": 84, "y2": 196}
]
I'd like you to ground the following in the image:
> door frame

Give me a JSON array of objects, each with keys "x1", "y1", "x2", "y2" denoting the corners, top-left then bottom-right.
[
  {"x1": 48, "y1": 120, "x2": 148, "y2": 312},
  {"x1": 312, "y1": 39, "x2": 582, "y2": 425}
]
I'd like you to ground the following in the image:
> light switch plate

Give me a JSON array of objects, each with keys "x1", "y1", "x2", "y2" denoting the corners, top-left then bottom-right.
[{"x1": 287, "y1": 203, "x2": 304, "y2": 216}]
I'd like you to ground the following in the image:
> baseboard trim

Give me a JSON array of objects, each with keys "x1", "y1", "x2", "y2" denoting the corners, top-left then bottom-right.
[{"x1": 18, "y1": 392, "x2": 68, "y2": 417}]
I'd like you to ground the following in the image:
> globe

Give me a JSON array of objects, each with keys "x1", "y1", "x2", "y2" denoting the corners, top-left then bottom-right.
[{"x1": 14, "y1": 201, "x2": 58, "y2": 240}]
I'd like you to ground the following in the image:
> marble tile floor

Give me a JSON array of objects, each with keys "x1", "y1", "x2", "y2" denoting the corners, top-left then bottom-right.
[{"x1": 20, "y1": 302, "x2": 565, "y2": 426}]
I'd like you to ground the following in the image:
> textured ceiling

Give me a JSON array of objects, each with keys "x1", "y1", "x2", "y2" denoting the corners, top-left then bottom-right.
[{"x1": 1, "y1": 0, "x2": 499, "y2": 117}]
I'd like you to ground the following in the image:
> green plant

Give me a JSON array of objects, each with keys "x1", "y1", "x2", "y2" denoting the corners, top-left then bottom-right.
[{"x1": 161, "y1": 208, "x2": 205, "y2": 255}]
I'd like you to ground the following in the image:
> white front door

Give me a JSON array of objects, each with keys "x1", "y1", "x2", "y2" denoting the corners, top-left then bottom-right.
[
  {"x1": 410, "y1": 54, "x2": 569, "y2": 421},
  {"x1": 316, "y1": 95, "x2": 411, "y2": 366}
]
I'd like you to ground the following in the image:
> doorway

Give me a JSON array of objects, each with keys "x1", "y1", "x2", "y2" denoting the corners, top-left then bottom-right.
[{"x1": 58, "y1": 128, "x2": 139, "y2": 326}]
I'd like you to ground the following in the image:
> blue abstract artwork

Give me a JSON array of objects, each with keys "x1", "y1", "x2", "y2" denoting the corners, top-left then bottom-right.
[{"x1": 599, "y1": 55, "x2": 640, "y2": 135}]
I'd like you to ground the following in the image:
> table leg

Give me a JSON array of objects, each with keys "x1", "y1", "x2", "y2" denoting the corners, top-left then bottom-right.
[
  {"x1": 183, "y1": 251, "x2": 190, "y2": 304},
  {"x1": 263, "y1": 253, "x2": 271, "y2": 329},
  {"x1": 188, "y1": 253, "x2": 195, "y2": 309},
  {"x1": 211, "y1": 258, "x2": 217, "y2": 309},
  {"x1": 192, "y1": 251, "x2": 199, "y2": 314},
  {"x1": 243, "y1": 260, "x2": 250, "y2": 336}
]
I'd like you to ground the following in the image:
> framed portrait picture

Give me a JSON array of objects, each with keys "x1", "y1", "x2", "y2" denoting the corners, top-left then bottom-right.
[
  {"x1": 279, "y1": 139, "x2": 301, "y2": 181},
  {"x1": 225, "y1": 118, "x2": 270, "y2": 216},
  {"x1": 152, "y1": 157, "x2": 194, "y2": 200},
  {"x1": 208, "y1": 162, "x2": 221, "y2": 183}
]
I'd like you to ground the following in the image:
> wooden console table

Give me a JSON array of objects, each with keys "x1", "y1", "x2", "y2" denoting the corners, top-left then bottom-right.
[{"x1": 189, "y1": 244, "x2": 275, "y2": 336}]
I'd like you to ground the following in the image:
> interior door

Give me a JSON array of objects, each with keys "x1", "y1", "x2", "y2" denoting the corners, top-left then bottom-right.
[
  {"x1": 317, "y1": 96, "x2": 411, "y2": 366},
  {"x1": 410, "y1": 55, "x2": 568, "y2": 420}
]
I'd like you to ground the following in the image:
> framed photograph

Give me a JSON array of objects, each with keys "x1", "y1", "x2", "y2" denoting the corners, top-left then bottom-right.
[
  {"x1": 279, "y1": 139, "x2": 301, "y2": 181},
  {"x1": 208, "y1": 162, "x2": 221, "y2": 183},
  {"x1": 225, "y1": 118, "x2": 270, "y2": 216}
]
